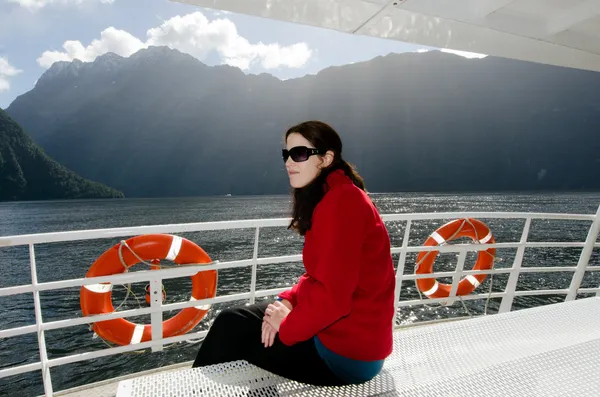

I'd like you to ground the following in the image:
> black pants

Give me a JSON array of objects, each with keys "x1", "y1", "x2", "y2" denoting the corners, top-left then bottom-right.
[{"x1": 192, "y1": 302, "x2": 345, "y2": 387}]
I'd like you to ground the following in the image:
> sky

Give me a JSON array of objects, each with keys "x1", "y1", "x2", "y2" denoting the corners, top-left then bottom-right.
[{"x1": 0, "y1": 0, "x2": 486, "y2": 109}]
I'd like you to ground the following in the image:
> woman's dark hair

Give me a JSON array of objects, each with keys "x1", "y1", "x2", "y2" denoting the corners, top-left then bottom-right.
[{"x1": 286, "y1": 120, "x2": 365, "y2": 235}]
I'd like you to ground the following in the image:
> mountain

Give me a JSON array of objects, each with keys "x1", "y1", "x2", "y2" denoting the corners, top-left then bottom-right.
[
  {"x1": 0, "y1": 109, "x2": 124, "y2": 201},
  {"x1": 6, "y1": 46, "x2": 600, "y2": 197}
]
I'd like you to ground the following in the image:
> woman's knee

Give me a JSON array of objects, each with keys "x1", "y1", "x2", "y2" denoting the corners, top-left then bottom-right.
[{"x1": 211, "y1": 306, "x2": 252, "y2": 330}]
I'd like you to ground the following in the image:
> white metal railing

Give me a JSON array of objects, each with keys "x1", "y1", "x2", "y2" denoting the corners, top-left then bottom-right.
[{"x1": 1, "y1": 207, "x2": 599, "y2": 397}]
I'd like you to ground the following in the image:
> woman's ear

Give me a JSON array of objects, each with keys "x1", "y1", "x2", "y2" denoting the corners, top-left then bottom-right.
[{"x1": 322, "y1": 150, "x2": 335, "y2": 168}]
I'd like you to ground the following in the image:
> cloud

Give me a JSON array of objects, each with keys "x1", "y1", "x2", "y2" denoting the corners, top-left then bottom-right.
[
  {"x1": 37, "y1": 12, "x2": 313, "y2": 71},
  {"x1": 7, "y1": 0, "x2": 114, "y2": 11},
  {"x1": 0, "y1": 57, "x2": 22, "y2": 92},
  {"x1": 37, "y1": 27, "x2": 145, "y2": 68}
]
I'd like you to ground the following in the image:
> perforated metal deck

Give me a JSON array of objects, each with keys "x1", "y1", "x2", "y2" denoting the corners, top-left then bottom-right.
[{"x1": 117, "y1": 297, "x2": 600, "y2": 396}]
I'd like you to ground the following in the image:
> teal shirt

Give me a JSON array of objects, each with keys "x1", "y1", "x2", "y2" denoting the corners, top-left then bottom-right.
[{"x1": 313, "y1": 336, "x2": 384, "y2": 384}]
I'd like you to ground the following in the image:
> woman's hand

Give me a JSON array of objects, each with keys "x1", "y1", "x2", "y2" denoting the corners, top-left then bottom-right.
[
  {"x1": 280, "y1": 298, "x2": 293, "y2": 311},
  {"x1": 261, "y1": 320, "x2": 277, "y2": 347},
  {"x1": 261, "y1": 299, "x2": 292, "y2": 347},
  {"x1": 264, "y1": 300, "x2": 291, "y2": 331}
]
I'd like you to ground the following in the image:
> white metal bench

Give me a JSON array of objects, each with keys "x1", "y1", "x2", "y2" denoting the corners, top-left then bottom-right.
[{"x1": 116, "y1": 297, "x2": 600, "y2": 396}]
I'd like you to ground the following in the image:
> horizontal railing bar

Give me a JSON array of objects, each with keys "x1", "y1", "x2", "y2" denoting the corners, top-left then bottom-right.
[
  {"x1": 2, "y1": 329, "x2": 225, "y2": 379},
  {"x1": 392, "y1": 241, "x2": 588, "y2": 256},
  {"x1": 253, "y1": 287, "x2": 289, "y2": 297},
  {"x1": 514, "y1": 289, "x2": 570, "y2": 296},
  {"x1": 0, "y1": 294, "x2": 240, "y2": 338},
  {"x1": 0, "y1": 255, "x2": 304, "y2": 298},
  {"x1": 256, "y1": 255, "x2": 302, "y2": 265},
  {"x1": 47, "y1": 330, "x2": 209, "y2": 369},
  {"x1": 0, "y1": 324, "x2": 37, "y2": 339},
  {"x1": 0, "y1": 219, "x2": 292, "y2": 247},
  {"x1": 402, "y1": 269, "x2": 510, "y2": 280},
  {"x1": 395, "y1": 316, "x2": 471, "y2": 329},
  {"x1": 162, "y1": 292, "x2": 252, "y2": 312},
  {"x1": 400, "y1": 266, "x2": 591, "y2": 280},
  {"x1": 397, "y1": 288, "x2": 575, "y2": 307},
  {"x1": 399, "y1": 242, "x2": 586, "y2": 254},
  {"x1": 578, "y1": 288, "x2": 600, "y2": 294},
  {"x1": 381, "y1": 212, "x2": 594, "y2": 222},
  {"x1": 0, "y1": 284, "x2": 34, "y2": 297},
  {"x1": 43, "y1": 307, "x2": 152, "y2": 332},
  {"x1": 518, "y1": 266, "x2": 579, "y2": 273},
  {"x1": 0, "y1": 362, "x2": 42, "y2": 379},
  {"x1": 515, "y1": 242, "x2": 587, "y2": 248},
  {"x1": 162, "y1": 287, "x2": 288, "y2": 312},
  {"x1": 3, "y1": 261, "x2": 598, "y2": 299},
  {"x1": 5, "y1": 279, "x2": 591, "y2": 339},
  {"x1": 397, "y1": 292, "x2": 506, "y2": 306},
  {"x1": 0, "y1": 330, "x2": 211, "y2": 379},
  {"x1": 47, "y1": 292, "x2": 252, "y2": 332},
  {"x1": 3, "y1": 238, "x2": 595, "y2": 298},
  {"x1": 8, "y1": 266, "x2": 599, "y2": 338},
  {"x1": 2, "y1": 288, "x2": 289, "y2": 337},
  {"x1": 0, "y1": 212, "x2": 594, "y2": 247},
  {"x1": 0, "y1": 261, "x2": 251, "y2": 297}
]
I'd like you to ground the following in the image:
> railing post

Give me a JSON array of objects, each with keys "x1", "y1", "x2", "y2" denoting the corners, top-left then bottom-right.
[
  {"x1": 150, "y1": 276, "x2": 163, "y2": 352},
  {"x1": 30, "y1": 244, "x2": 53, "y2": 397},
  {"x1": 499, "y1": 218, "x2": 532, "y2": 313},
  {"x1": 393, "y1": 220, "x2": 412, "y2": 325},
  {"x1": 566, "y1": 205, "x2": 600, "y2": 301},
  {"x1": 249, "y1": 227, "x2": 260, "y2": 304},
  {"x1": 443, "y1": 250, "x2": 467, "y2": 307}
]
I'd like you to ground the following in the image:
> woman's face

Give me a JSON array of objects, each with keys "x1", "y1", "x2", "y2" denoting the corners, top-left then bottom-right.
[{"x1": 285, "y1": 133, "x2": 332, "y2": 188}]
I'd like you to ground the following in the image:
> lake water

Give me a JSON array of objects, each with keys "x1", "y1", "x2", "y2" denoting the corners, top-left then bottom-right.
[{"x1": 1, "y1": 193, "x2": 599, "y2": 396}]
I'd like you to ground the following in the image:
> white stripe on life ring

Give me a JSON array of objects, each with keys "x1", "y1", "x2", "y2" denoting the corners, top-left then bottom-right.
[
  {"x1": 130, "y1": 324, "x2": 145, "y2": 344},
  {"x1": 166, "y1": 235, "x2": 183, "y2": 261},
  {"x1": 466, "y1": 275, "x2": 481, "y2": 288},
  {"x1": 190, "y1": 296, "x2": 211, "y2": 311},
  {"x1": 479, "y1": 232, "x2": 493, "y2": 244},
  {"x1": 431, "y1": 232, "x2": 445, "y2": 245},
  {"x1": 83, "y1": 283, "x2": 112, "y2": 293},
  {"x1": 423, "y1": 281, "x2": 439, "y2": 296}
]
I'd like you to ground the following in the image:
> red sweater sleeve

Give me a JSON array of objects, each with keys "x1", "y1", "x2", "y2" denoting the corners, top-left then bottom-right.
[
  {"x1": 278, "y1": 274, "x2": 308, "y2": 307},
  {"x1": 278, "y1": 187, "x2": 368, "y2": 345}
]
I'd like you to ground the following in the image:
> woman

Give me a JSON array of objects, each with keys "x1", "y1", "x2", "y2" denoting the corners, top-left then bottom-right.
[{"x1": 192, "y1": 120, "x2": 396, "y2": 386}]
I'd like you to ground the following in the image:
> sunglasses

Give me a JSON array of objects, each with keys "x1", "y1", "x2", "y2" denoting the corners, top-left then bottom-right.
[{"x1": 282, "y1": 146, "x2": 326, "y2": 163}]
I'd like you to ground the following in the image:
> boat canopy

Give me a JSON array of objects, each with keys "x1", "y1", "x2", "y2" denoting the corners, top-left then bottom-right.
[{"x1": 172, "y1": 0, "x2": 600, "y2": 72}]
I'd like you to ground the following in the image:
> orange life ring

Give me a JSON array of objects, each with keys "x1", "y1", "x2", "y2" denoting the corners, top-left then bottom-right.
[
  {"x1": 415, "y1": 219, "x2": 495, "y2": 299},
  {"x1": 79, "y1": 234, "x2": 217, "y2": 346}
]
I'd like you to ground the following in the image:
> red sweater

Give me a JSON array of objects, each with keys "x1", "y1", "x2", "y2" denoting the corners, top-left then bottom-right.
[{"x1": 278, "y1": 170, "x2": 396, "y2": 361}]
